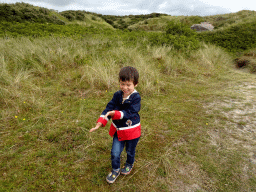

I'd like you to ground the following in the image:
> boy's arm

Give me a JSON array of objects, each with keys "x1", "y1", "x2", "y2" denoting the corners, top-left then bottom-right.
[{"x1": 111, "y1": 95, "x2": 141, "y2": 120}]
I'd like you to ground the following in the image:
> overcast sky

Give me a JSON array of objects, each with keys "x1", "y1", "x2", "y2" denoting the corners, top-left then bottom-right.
[{"x1": 1, "y1": 0, "x2": 255, "y2": 16}]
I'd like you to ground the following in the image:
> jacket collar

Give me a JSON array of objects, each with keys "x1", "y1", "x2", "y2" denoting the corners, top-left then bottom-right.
[{"x1": 125, "y1": 89, "x2": 137, "y2": 100}]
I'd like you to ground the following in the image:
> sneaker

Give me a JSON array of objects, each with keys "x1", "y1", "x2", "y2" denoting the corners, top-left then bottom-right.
[
  {"x1": 106, "y1": 169, "x2": 120, "y2": 184},
  {"x1": 121, "y1": 163, "x2": 133, "y2": 175}
]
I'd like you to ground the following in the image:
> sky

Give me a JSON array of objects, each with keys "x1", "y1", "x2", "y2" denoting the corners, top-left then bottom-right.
[{"x1": 1, "y1": 0, "x2": 255, "y2": 16}]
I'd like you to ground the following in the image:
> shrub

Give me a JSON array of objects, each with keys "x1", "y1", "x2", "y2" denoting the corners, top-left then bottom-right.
[
  {"x1": 198, "y1": 21, "x2": 256, "y2": 53},
  {"x1": 143, "y1": 23, "x2": 200, "y2": 51},
  {"x1": 166, "y1": 21, "x2": 197, "y2": 37},
  {"x1": 146, "y1": 21, "x2": 200, "y2": 51},
  {"x1": 60, "y1": 11, "x2": 76, "y2": 21}
]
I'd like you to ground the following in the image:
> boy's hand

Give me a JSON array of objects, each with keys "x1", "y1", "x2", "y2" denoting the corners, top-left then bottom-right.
[
  {"x1": 89, "y1": 122, "x2": 102, "y2": 132},
  {"x1": 104, "y1": 111, "x2": 115, "y2": 119}
]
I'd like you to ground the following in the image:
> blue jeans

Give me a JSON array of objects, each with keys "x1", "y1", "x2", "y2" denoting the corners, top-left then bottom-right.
[{"x1": 111, "y1": 132, "x2": 140, "y2": 170}]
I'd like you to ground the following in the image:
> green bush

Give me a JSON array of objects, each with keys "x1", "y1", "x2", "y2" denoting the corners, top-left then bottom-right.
[
  {"x1": 166, "y1": 35, "x2": 200, "y2": 50},
  {"x1": 198, "y1": 21, "x2": 256, "y2": 53},
  {"x1": 60, "y1": 11, "x2": 76, "y2": 21},
  {"x1": 145, "y1": 21, "x2": 200, "y2": 51},
  {"x1": 166, "y1": 21, "x2": 197, "y2": 37},
  {"x1": 60, "y1": 10, "x2": 86, "y2": 21}
]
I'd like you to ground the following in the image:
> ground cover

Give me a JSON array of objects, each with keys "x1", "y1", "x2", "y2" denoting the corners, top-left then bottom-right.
[{"x1": 0, "y1": 35, "x2": 255, "y2": 191}]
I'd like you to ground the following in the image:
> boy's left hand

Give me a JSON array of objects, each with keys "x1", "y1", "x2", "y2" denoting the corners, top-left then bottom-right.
[
  {"x1": 104, "y1": 110, "x2": 115, "y2": 119},
  {"x1": 89, "y1": 122, "x2": 102, "y2": 132}
]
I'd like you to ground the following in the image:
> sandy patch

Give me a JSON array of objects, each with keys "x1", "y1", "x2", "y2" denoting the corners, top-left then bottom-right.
[{"x1": 206, "y1": 82, "x2": 256, "y2": 174}]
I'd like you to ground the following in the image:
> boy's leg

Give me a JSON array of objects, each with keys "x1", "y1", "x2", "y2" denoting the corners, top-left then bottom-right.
[
  {"x1": 107, "y1": 132, "x2": 125, "y2": 183},
  {"x1": 121, "y1": 137, "x2": 140, "y2": 175},
  {"x1": 111, "y1": 132, "x2": 125, "y2": 170}
]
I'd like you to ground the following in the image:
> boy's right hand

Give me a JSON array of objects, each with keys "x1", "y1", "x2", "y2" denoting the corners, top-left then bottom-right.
[{"x1": 89, "y1": 122, "x2": 102, "y2": 132}]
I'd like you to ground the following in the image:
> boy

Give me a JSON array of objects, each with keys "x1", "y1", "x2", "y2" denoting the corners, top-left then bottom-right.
[{"x1": 89, "y1": 66, "x2": 141, "y2": 184}]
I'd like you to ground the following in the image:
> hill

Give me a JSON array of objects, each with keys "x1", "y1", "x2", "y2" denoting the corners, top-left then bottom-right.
[
  {"x1": 2, "y1": 2, "x2": 255, "y2": 32},
  {"x1": 127, "y1": 10, "x2": 256, "y2": 32},
  {"x1": 0, "y1": 2, "x2": 66, "y2": 24},
  {"x1": 1, "y1": 2, "x2": 256, "y2": 68},
  {"x1": 0, "y1": 2, "x2": 113, "y2": 29}
]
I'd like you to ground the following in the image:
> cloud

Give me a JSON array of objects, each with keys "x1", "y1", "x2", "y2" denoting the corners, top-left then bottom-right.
[
  {"x1": 26, "y1": 0, "x2": 75, "y2": 7},
  {"x1": 158, "y1": 1, "x2": 167, "y2": 10},
  {"x1": 151, "y1": 0, "x2": 230, "y2": 16},
  {"x1": 1, "y1": 0, "x2": 234, "y2": 16}
]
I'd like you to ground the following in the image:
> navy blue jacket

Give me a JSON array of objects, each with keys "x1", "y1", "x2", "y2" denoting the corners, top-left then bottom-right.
[{"x1": 97, "y1": 90, "x2": 141, "y2": 141}]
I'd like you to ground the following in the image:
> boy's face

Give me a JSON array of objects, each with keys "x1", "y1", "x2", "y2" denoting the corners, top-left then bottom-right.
[{"x1": 119, "y1": 80, "x2": 137, "y2": 96}]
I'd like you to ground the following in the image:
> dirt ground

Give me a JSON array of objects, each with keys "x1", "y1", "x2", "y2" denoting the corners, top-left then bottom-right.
[
  {"x1": 206, "y1": 78, "x2": 256, "y2": 187},
  {"x1": 153, "y1": 74, "x2": 256, "y2": 192}
]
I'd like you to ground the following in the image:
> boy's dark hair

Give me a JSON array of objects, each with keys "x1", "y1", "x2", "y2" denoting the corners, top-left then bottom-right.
[{"x1": 119, "y1": 66, "x2": 139, "y2": 85}]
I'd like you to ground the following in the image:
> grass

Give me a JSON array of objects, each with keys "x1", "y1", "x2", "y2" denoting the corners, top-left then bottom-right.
[{"x1": 0, "y1": 35, "x2": 255, "y2": 191}]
